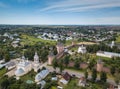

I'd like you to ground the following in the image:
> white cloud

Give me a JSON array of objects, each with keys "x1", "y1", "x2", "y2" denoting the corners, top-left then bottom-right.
[{"x1": 40, "y1": 0, "x2": 120, "y2": 12}]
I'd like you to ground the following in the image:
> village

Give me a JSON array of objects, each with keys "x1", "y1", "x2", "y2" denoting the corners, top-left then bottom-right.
[{"x1": 0, "y1": 25, "x2": 120, "y2": 89}]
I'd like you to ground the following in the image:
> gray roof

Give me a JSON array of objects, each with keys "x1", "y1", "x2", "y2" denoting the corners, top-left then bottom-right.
[
  {"x1": 35, "y1": 69, "x2": 49, "y2": 82},
  {"x1": 6, "y1": 61, "x2": 16, "y2": 67}
]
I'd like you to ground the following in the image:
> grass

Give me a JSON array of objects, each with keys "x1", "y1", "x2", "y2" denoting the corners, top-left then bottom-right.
[
  {"x1": 64, "y1": 78, "x2": 80, "y2": 89},
  {"x1": 21, "y1": 70, "x2": 36, "y2": 82},
  {"x1": 0, "y1": 67, "x2": 7, "y2": 77},
  {"x1": 65, "y1": 40, "x2": 73, "y2": 46},
  {"x1": 51, "y1": 86, "x2": 57, "y2": 89},
  {"x1": 66, "y1": 67, "x2": 86, "y2": 73},
  {"x1": 116, "y1": 35, "x2": 120, "y2": 43},
  {"x1": 70, "y1": 46, "x2": 78, "y2": 52},
  {"x1": 95, "y1": 55, "x2": 111, "y2": 60},
  {"x1": 20, "y1": 34, "x2": 56, "y2": 46}
]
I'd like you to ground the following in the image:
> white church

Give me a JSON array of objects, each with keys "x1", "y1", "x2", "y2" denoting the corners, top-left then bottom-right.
[
  {"x1": 15, "y1": 52, "x2": 40, "y2": 79},
  {"x1": 78, "y1": 45, "x2": 87, "y2": 54}
]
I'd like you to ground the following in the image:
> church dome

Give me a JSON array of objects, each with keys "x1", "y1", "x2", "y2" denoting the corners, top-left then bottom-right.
[{"x1": 15, "y1": 68, "x2": 25, "y2": 76}]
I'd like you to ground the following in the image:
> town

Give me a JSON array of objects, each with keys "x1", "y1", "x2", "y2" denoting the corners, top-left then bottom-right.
[{"x1": 0, "y1": 25, "x2": 120, "y2": 89}]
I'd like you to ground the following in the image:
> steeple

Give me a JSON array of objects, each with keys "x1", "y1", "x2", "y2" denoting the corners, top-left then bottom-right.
[
  {"x1": 111, "y1": 41, "x2": 115, "y2": 48},
  {"x1": 21, "y1": 55, "x2": 25, "y2": 62},
  {"x1": 34, "y1": 52, "x2": 39, "y2": 63}
]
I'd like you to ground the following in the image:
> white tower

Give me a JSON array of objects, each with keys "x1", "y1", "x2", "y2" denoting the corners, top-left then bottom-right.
[
  {"x1": 21, "y1": 55, "x2": 25, "y2": 62},
  {"x1": 34, "y1": 52, "x2": 39, "y2": 63},
  {"x1": 111, "y1": 41, "x2": 115, "y2": 48},
  {"x1": 33, "y1": 52, "x2": 40, "y2": 72}
]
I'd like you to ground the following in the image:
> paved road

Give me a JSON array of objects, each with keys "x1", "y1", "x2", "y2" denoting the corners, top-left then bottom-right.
[{"x1": 44, "y1": 63, "x2": 116, "y2": 86}]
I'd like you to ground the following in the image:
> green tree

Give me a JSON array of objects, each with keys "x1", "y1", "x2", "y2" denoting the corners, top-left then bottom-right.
[
  {"x1": 114, "y1": 72, "x2": 120, "y2": 84},
  {"x1": 52, "y1": 58, "x2": 58, "y2": 71},
  {"x1": 91, "y1": 69, "x2": 97, "y2": 82},
  {"x1": 100, "y1": 72, "x2": 107, "y2": 83},
  {"x1": 110, "y1": 66, "x2": 115, "y2": 75},
  {"x1": 4, "y1": 53, "x2": 10, "y2": 62},
  {"x1": 74, "y1": 61, "x2": 80, "y2": 70},
  {"x1": 84, "y1": 70, "x2": 88, "y2": 79},
  {"x1": 59, "y1": 60, "x2": 64, "y2": 73},
  {"x1": 0, "y1": 78, "x2": 9, "y2": 89},
  {"x1": 63, "y1": 55, "x2": 70, "y2": 67}
]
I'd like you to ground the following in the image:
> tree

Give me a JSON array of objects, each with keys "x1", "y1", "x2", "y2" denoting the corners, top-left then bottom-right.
[
  {"x1": 110, "y1": 66, "x2": 115, "y2": 75},
  {"x1": 114, "y1": 72, "x2": 120, "y2": 84},
  {"x1": 88, "y1": 59, "x2": 95, "y2": 70},
  {"x1": 84, "y1": 70, "x2": 88, "y2": 79},
  {"x1": 59, "y1": 60, "x2": 64, "y2": 73},
  {"x1": 4, "y1": 53, "x2": 10, "y2": 62},
  {"x1": 0, "y1": 78, "x2": 9, "y2": 89},
  {"x1": 52, "y1": 58, "x2": 58, "y2": 71},
  {"x1": 63, "y1": 55, "x2": 70, "y2": 67},
  {"x1": 91, "y1": 69, "x2": 97, "y2": 82},
  {"x1": 100, "y1": 72, "x2": 107, "y2": 83},
  {"x1": 74, "y1": 61, "x2": 80, "y2": 70}
]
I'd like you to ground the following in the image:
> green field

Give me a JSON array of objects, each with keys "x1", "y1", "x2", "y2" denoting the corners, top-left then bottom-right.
[
  {"x1": 116, "y1": 35, "x2": 120, "y2": 43},
  {"x1": 0, "y1": 68, "x2": 7, "y2": 77},
  {"x1": 64, "y1": 78, "x2": 80, "y2": 89},
  {"x1": 21, "y1": 70, "x2": 36, "y2": 82},
  {"x1": 20, "y1": 34, "x2": 56, "y2": 46}
]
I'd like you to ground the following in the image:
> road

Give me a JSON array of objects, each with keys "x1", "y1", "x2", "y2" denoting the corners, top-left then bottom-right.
[{"x1": 43, "y1": 62, "x2": 116, "y2": 86}]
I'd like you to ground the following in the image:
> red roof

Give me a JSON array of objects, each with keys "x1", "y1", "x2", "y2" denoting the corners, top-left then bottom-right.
[{"x1": 62, "y1": 72, "x2": 71, "y2": 81}]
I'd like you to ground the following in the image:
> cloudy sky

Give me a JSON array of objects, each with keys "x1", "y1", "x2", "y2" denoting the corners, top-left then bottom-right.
[{"x1": 0, "y1": 0, "x2": 120, "y2": 25}]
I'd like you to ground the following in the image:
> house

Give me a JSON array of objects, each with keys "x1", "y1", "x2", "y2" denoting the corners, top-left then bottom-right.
[
  {"x1": 59, "y1": 72, "x2": 71, "y2": 84},
  {"x1": 6, "y1": 61, "x2": 16, "y2": 70},
  {"x1": 35, "y1": 69, "x2": 49, "y2": 82},
  {"x1": 0, "y1": 64, "x2": 5, "y2": 69},
  {"x1": 51, "y1": 77, "x2": 58, "y2": 81},
  {"x1": 11, "y1": 40, "x2": 19, "y2": 48},
  {"x1": 108, "y1": 84, "x2": 120, "y2": 89},
  {"x1": 0, "y1": 59, "x2": 5, "y2": 64},
  {"x1": 96, "y1": 51, "x2": 120, "y2": 58},
  {"x1": 78, "y1": 77, "x2": 86, "y2": 87}
]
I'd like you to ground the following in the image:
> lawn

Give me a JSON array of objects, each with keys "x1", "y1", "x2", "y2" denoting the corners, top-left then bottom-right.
[
  {"x1": 64, "y1": 78, "x2": 80, "y2": 89},
  {"x1": 0, "y1": 67, "x2": 7, "y2": 77},
  {"x1": 70, "y1": 46, "x2": 78, "y2": 52},
  {"x1": 21, "y1": 70, "x2": 36, "y2": 82},
  {"x1": 116, "y1": 35, "x2": 120, "y2": 43},
  {"x1": 20, "y1": 34, "x2": 56, "y2": 46}
]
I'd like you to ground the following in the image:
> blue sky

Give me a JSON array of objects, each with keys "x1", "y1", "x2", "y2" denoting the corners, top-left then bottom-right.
[{"x1": 0, "y1": 0, "x2": 120, "y2": 25}]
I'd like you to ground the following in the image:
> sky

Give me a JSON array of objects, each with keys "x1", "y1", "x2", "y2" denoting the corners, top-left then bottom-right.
[{"x1": 0, "y1": 0, "x2": 120, "y2": 25}]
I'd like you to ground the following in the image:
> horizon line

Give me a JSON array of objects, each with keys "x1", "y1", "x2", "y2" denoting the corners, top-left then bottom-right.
[{"x1": 0, "y1": 24, "x2": 120, "y2": 26}]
